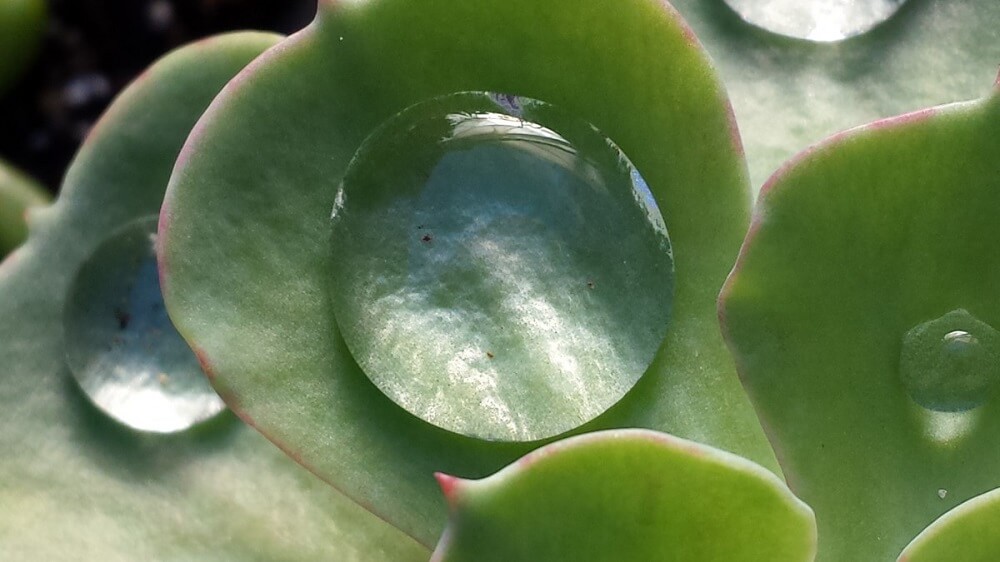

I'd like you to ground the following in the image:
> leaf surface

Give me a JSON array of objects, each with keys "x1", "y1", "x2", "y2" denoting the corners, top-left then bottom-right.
[
  {"x1": 898, "y1": 488, "x2": 1000, "y2": 562},
  {"x1": 670, "y1": 0, "x2": 1000, "y2": 190},
  {"x1": 432, "y1": 429, "x2": 816, "y2": 562},
  {"x1": 160, "y1": 0, "x2": 775, "y2": 547},
  {"x1": 0, "y1": 32, "x2": 426, "y2": 561},
  {"x1": 721, "y1": 84, "x2": 1000, "y2": 562}
]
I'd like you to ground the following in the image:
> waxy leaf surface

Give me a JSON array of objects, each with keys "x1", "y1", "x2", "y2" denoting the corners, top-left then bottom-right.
[
  {"x1": 0, "y1": 159, "x2": 49, "y2": 256},
  {"x1": 898, "y1": 488, "x2": 1000, "y2": 562},
  {"x1": 160, "y1": 0, "x2": 774, "y2": 547},
  {"x1": 432, "y1": 429, "x2": 816, "y2": 562},
  {"x1": 0, "y1": 32, "x2": 425, "y2": 561},
  {"x1": 721, "y1": 86, "x2": 1000, "y2": 562},
  {"x1": 670, "y1": 0, "x2": 1000, "y2": 191}
]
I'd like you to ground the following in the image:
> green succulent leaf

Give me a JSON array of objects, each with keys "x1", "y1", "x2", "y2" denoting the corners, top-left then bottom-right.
[
  {"x1": 431, "y1": 429, "x2": 816, "y2": 562},
  {"x1": 720, "y1": 85, "x2": 1000, "y2": 562},
  {"x1": 0, "y1": 32, "x2": 425, "y2": 561},
  {"x1": 898, "y1": 487, "x2": 1000, "y2": 562},
  {"x1": 159, "y1": 0, "x2": 776, "y2": 547},
  {"x1": 669, "y1": 0, "x2": 1000, "y2": 191},
  {"x1": 0, "y1": 159, "x2": 49, "y2": 257},
  {"x1": 0, "y1": 0, "x2": 46, "y2": 92}
]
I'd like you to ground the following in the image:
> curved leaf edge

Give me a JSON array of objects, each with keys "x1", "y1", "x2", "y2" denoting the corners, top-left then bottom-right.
[
  {"x1": 430, "y1": 428, "x2": 817, "y2": 562},
  {"x1": 0, "y1": 31, "x2": 282, "y2": 283},
  {"x1": 716, "y1": 83, "x2": 999, "y2": 492},
  {"x1": 160, "y1": 0, "x2": 767, "y2": 547},
  {"x1": 897, "y1": 487, "x2": 1000, "y2": 562}
]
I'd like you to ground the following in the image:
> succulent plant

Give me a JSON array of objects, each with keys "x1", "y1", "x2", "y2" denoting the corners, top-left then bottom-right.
[{"x1": 1, "y1": 0, "x2": 998, "y2": 560}]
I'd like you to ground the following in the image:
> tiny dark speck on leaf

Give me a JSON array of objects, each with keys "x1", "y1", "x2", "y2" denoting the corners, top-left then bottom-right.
[
  {"x1": 114, "y1": 308, "x2": 131, "y2": 330},
  {"x1": 421, "y1": 234, "x2": 433, "y2": 243},
  {"x1": 486, "y1": 351, "x2": 495, "y2": 359},
  {"x1": 587, "y1": 281, "x2": 596, "y2": 289}
]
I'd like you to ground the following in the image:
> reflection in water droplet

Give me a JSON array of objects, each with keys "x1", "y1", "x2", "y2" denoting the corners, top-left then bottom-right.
[
  {"x1": 723, "y1": 0, "x2": 907, "y2": 42},
  {"x1": 900, "y1": 309, "x2": 1000, "y2": 413},
  {"x1": 329, "y1": 92, "x2": 674, "y2": 441},
  {"x1": 64, "y1": 217, "x2": 225, "y2": 433},
  {"x1": 916, "y1": 408, "x2": 981, "y2": 446}
]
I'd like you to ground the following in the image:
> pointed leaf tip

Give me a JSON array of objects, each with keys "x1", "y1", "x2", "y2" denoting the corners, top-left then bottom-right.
[{"x1": 435, "y1": 472, "x2": 464, "y2": 508}]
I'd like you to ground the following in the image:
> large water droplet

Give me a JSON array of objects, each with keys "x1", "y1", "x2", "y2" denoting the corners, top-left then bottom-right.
[
  {"x1": 723, "y1": 0, "x2": 907, "y2": 42},
  {"x1": 329, "y1": 92, "x2": 674, "y2": 441},
  {"x1": 900, "y1": 309, "x2": 1000, "y2": 413},
  {"x1": 64, "y1": 216, "x2": 225, "y2": 433}
]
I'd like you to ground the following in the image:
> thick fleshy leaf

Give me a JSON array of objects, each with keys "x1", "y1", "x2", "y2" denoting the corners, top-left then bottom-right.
[
  {"x1": 0, "y1": 159, "x2": 49, "y2": 256},
  {"x1": 669, "y1": 0, "x2": 1000, "y2": 190},
  {"x1": 720, "y1": 85, "x2": 1000, "y2": 562},
  {"x1": 431, "y1": 429, "x2": 816, "y2": 562},
  {"x1": 160, "y1": 0, "x2": 776, "y2": 547},
  {"x1": 0, "y1": 0, "x2": 45, "y2": 92},
  {"x1": 0, "y1": 33, "x2": 425, "y2": 560},
  {"x1": 898, "y1": 488, "x2": 1000, "y2": 562}
]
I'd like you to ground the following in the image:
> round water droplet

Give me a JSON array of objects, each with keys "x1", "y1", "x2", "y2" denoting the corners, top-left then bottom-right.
[
  {"x1": 329, "y1": 92, "x2": 674, "y2": 441},
  {"x1": 899, "y1": 309, "x2": 1000, "y2": 413},
  {"x1": 64, "y1": 216, "x2": 226, "y2": 433},
  {"x1": 723, "y1": 0, "x2": 907, "y2": 42}
]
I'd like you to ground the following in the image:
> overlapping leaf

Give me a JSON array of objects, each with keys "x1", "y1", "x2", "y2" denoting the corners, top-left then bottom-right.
[
  {"x1": 0, "y1": 32, "x2": 425, "y2": 561},
  {"x1": 432, "y1": 430, "x2": 816, "y2": 562},
  {"x1": 721, "y1": 84, "x2": 1000, "y2": 561},
  {"x1": 670, "y1": 0, "x2": 1000, "y2": 191},
  {"x1": 159, "y1": 0, "x2": 772, "y2": 547},
  {"x1": 898, "y1": 488, "x2": 1000, "y2": 562}
]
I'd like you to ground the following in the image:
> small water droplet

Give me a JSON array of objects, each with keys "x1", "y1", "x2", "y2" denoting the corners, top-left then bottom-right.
[
  {"x1": 900, "y1": 308, "x2": 1000, "y2": 413},
  {"x1": 723, "y1": 0, "x2": 907, "y2": 42},
  {"x1": 937, "y1": 489, "x2": 948, "y2": 499},
  {"x1": 64, "y1": 217, "x2": 226, "y2": 433},
  {"x1": 328, "y1": 92, "x2": 674, "y2": 441}
]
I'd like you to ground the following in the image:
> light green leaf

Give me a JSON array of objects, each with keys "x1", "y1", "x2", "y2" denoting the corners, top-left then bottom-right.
[
  {"x1": 898, "y1": 488, "x2": 1000, "y2": 562},
  {"x1": 160, "y1": 0, "x2": 776, "y2": 547},
  {"x1": 669, "y1": 0, "x2": 1000, "y2": 191},
  {"x1": 0, "y1": 32, "x2": 425, "y2": 561},
  {"x1": 432, "y1": 429, "x2": 816, "y2": 562},
  {"x1": 721, "y1": 84, "x2": 1000, "y2": 562}
]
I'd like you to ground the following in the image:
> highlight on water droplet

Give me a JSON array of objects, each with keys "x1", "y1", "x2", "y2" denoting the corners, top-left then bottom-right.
[
  {"x1": 64, "y1": 216, "x2": 226, "y2": 433},
  {"x1": 723, "y1": 0, "x2": 907, "y2": 42},
  {"x1": 899, "y1": 308, "x2": 1000, "y2": 414},
  {"x1": 328, "y1": 92, "x2": 674, "y2": 441}
]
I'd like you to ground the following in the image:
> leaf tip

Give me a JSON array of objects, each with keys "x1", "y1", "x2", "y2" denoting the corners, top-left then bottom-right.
[{"x1": 435, "y1": 472, "x2": 465, "y2": 509}]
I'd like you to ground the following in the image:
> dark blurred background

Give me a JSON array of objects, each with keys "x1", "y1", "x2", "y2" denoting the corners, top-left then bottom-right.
[{"x1": 0, "y1": 0, "x2": 316, "y2": 195}]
